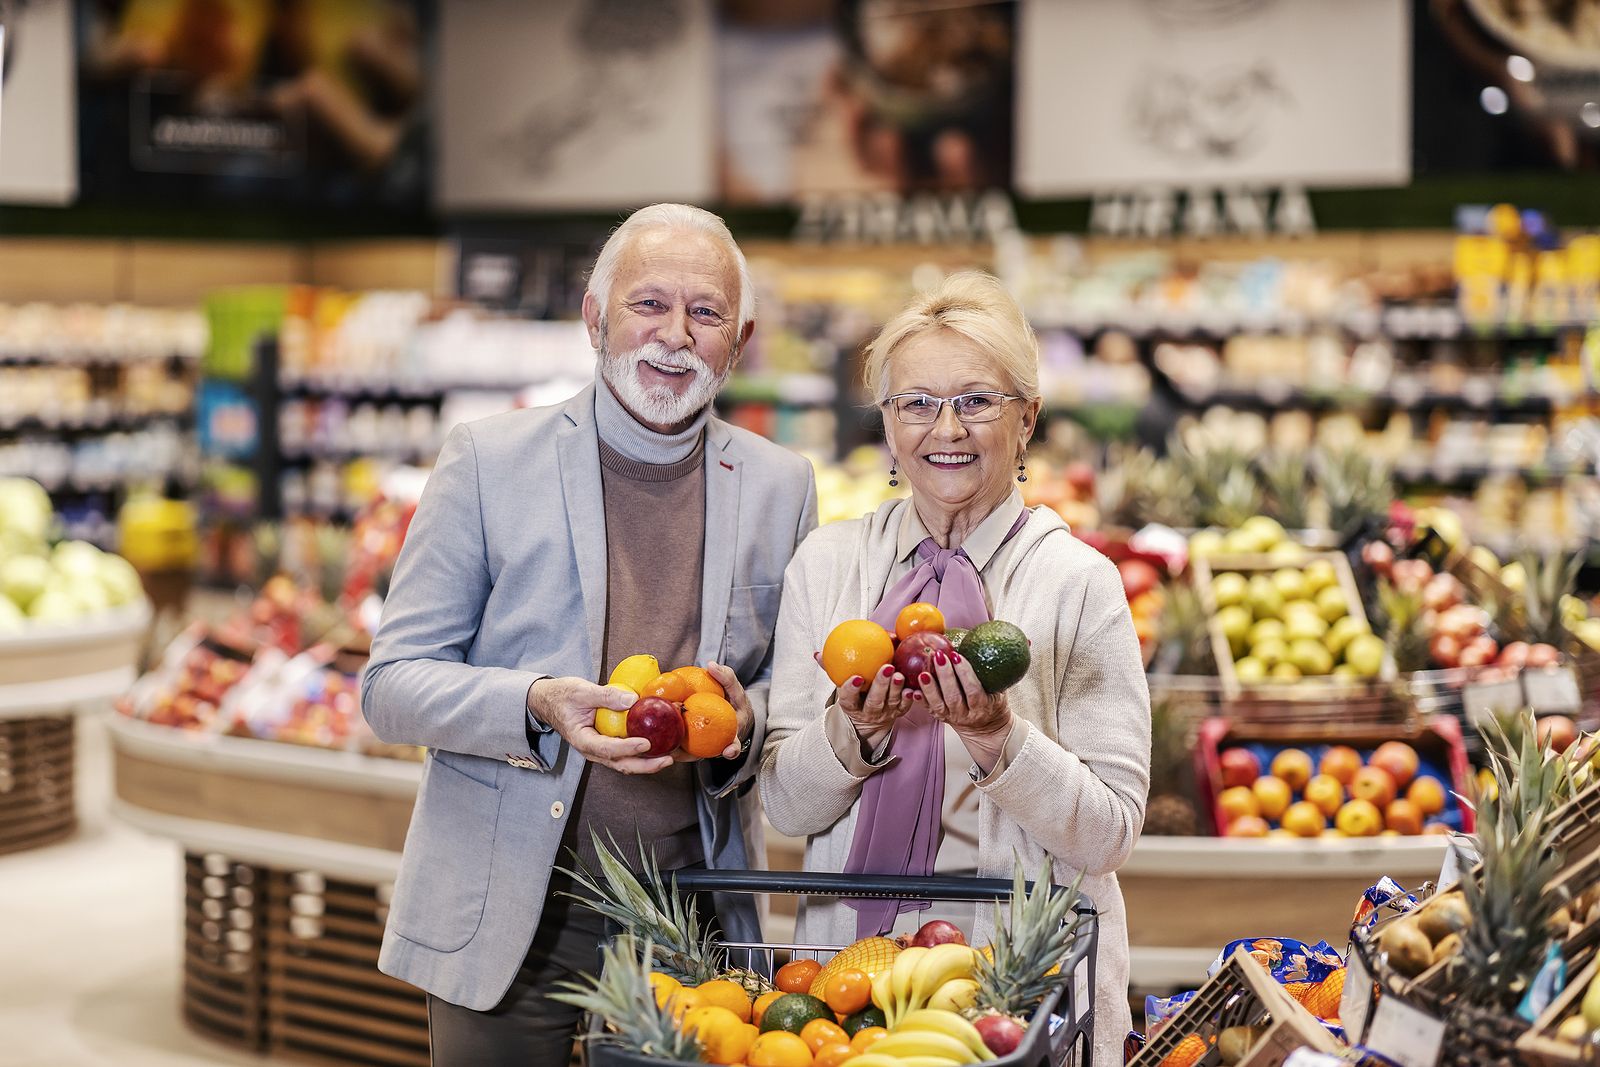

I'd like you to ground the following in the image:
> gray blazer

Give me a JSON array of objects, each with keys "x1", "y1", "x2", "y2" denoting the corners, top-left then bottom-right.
[{"x1": 362, "y1": 385, "x2": 818, "y2": 1010}]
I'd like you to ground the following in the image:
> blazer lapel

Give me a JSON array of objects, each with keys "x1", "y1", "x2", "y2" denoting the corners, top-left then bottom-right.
[
  {"x1": 556, "y1": 387, "x2": 608, "y2": 677},
  {"x1": 699, "y1": 421, "x2": 740, "y2": 665}
]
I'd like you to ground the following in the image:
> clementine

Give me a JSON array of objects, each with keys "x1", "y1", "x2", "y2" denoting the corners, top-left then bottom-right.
[
  {"x1": 647, "y1": 971, "x2": 681, "y2": 1010},
  {"x1": 821, "y1": 968, "x2": 871, "y2": 1015},
  {"x1": 848, "y1": 1026, "x2": 888, "y2": 1054},
  {"x1": 775, "y1": 958, "x2": 823, "y2": 994},
  {"x1": 813, "y1": 1042, "x2": 854, "y2": 1067},
  {"x1": 799, "y1": 1018, "x2": 849, "y2": 1054},
  {"x1": 749, "y1": 1030, "x2": 814, "y2": 1066},
  {"x1": 894, "y1": 602, "x2": 946, "y2": 641},
  {"x1": 683, "y1": 693, "x2": 740, "y2": 758},
  {"x1": 819, "y1": 620, "x2": 895, "y2": 688},
  {"x1": 672, "y1": 665, "x2": 727, "y2": 699},
  {"x1": 642, "y1": 672, "x2": 696, "y2": 703},
  {"x1": 695, "y1": 978, "x2": 754, "y2": 1023},
  {"x1": 753, "y1": 990, "x2": 785, "y2": 1027}
]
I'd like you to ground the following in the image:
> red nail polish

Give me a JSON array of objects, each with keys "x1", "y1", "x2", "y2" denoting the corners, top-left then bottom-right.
[
  {"x1": 851, "y1": 676, "x2": 864, "y2": 688},
  {"x1": 911, "y1": 691, "x2": 923, "y2": 701},
  {"x1": 920, "y1": 672, "x2": 932, "y2": 685},
  {"x1": 952, "y1": 653, "x2": 962, "y2": 664},
  {"x1": 881, "y1": 665, "x2": 894, "y2": 677},
  {"x1": 934, "y1": 651, "x2": 947, "y2": 666},
  {"x1": 892, "y1": 674, "x2": 904, "y2": 685}
]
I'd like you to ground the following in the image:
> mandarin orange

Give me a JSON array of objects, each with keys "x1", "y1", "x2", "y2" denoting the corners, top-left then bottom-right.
[
  {"x1": 894, "y1": 602, "x2": 946, "y2": 641},
  {"x1": 819, "y1": 620, "x2": 895, "y2": 687},
  {"x1": 683, "y1": 693, "x2": 739, "y2": 758},
  {"x1": 672, "y1": 665, "x2": 727, "y2": 699}
]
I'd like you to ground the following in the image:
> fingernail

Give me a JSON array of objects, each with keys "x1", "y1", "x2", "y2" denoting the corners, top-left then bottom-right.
[
  {"x1": 911, "y1": 691, "x2": 923, "y2": 701},
  {"x1": 881, "y1": 665, "x2": 893, "y2": 677},
  {"x1": 920, "y1": 672, "x2": 932, "y2": 685},
  {"x1": 952, "y1": 653, "x2": 962, "y2": 664},
  {"x1": 934, "y1": 652, "x2": 947, "y2": 665},
  {"x1": 851, "y1": 676, "x2": 864, "y2": 688},
  {"x1": 892, "y1": 674, "x2": 904, "y2": 685}
]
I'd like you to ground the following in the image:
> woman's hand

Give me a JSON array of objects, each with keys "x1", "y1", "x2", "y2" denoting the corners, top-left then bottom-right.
[
  {"x1": 921, "y1": 650, "x2": 1013, "y2": 774},
  {"x1": 825, "y1": 657, "x2": 914, "y2": 748}
]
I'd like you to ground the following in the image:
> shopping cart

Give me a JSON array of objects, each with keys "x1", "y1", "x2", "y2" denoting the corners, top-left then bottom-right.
[{"x1": 588, "y1": 869, "x2": 1099, "y2": 1067}]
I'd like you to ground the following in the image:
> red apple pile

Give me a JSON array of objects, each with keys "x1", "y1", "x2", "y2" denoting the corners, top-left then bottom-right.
[
  {"x1": 1117, "y1": 558, "x2": 1165, "y2": 662},
  {"x1": 1215, "y1": 741, "x2": 1453, "y2": 840}
]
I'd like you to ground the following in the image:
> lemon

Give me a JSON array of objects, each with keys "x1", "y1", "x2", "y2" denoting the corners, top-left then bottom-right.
[
  {"x1": 594, "y1": 687, "x2": 634, "y2": 739},
  {"x1": 608, "y1": 653, "x2": 661, "y2": 693}
]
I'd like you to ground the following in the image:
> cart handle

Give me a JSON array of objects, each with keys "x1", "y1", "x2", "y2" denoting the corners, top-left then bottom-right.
[{"x1": 659, "y1": 868, "x2": 1096, "y2": 913}]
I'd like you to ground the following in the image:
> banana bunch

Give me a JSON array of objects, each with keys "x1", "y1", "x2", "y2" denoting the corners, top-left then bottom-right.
[
  {"x1": 871, "y1": 943, "x2": 981, "y2": 1029},
  {"x1": 845, "y1": 1009, "x2": 996, "y2": 1065}
]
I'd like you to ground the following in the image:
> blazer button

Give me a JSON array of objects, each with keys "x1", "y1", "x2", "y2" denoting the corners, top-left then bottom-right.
[{"x1": 550, "y1": 801, "x2": 565, "y2": 819}]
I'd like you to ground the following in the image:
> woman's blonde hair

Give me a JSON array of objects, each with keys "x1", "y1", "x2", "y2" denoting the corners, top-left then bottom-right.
[{"x1": 862, "y1": 271, "x2": 1040, "y2": 404}]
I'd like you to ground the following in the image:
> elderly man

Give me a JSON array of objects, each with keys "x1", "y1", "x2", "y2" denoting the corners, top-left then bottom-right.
[{"x1": 363, "y1": 203, "x2": 817, "y2": 1063}]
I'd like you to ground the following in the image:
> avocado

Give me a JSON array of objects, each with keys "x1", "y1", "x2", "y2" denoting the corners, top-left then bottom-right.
[
  {"x1": 945, "y1": 627, "x2": 970, "y2": 652},
  {"x1": 960, "y1": 620, "x2": 1030, "y2": 693}
]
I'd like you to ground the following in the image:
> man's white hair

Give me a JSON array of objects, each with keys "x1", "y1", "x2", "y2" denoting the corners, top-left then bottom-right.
[{"x1": 587, "y1": 203, "x2": 756, "y2": 331}]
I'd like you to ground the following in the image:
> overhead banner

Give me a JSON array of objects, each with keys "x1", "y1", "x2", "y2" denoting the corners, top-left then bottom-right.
[
  {"x1": 0, "y1": 0, "x2": 76, "y2": 205},
  {"x1": 1017, "y1": 0, "x2": 1411, "y2": 195},
  {"x1": 437, "y1": 0, "x2": 716, "y2": 210}
]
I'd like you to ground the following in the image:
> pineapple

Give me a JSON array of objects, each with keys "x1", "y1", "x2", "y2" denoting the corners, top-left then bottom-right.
[
  {"x1": 1169, "y1": 437, "x2": 1261, "y2": 530},
  {"x1": 1315, "y1": 447, "x2": 1392, "y2": 537},
  {"x1": 1257, "y1": 450, "x2": 1312, "y2": 530},
  {"x1": 1145, "y1": 698, "x2": 1200, "y2": 837},
  {"x1": 1376, "y1": 582, "x2": 1431, "y2": 673},
  {"x1": 1100, "y1": 445, "x2": 1195, "y2": 529},
  {"x1": 807, "y1": 936, "x2": 902, "y2": 996},
  {"x1": 1156, "y1": 582, "x2": 1215, "y2": 676},
  {"x1": 550, "y1": 936, "x2": 701, "y2": 1062},
  {"x1": 1509, "y1": 550, "x2": 1583, "y2": 650},
  {"x1": 971, "y1": 857, "x2": 1089, "y2": 1025}
]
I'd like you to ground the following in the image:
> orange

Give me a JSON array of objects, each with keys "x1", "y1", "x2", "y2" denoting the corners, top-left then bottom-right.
[
  {"x1": 775, "y1": 958, "x2": 823, "y2": 994},
  {"x1": 665, "y1": 987, "x2": 704, "y2": 1022},
  {"x1": 821, "y1": 968, "x2": 871, "y2": 1015},
  {"x1": 799, "y1": 1018, "x2": 849, "y2": 1054},
  {"x1": 673, "y1": 665, "x2": 727, "y2": 699},
  {"x1": 813, "y1": 1042, "x2": 854, "y2": 1067},
  {"x1": 819, "y1": 620, "x2": 895, "y2": 687},
  {"x1": 1305, "y1": 968, "x2": 1345, "y2": 1020},
  {"x1": 648, "y1": 971, "x2": 682, "y2": 1010},
  {"x1": 643, "y1": 672, "x2": 696, "y2": 703},
  {"x1": 895, "y1": 602, "x2": 946, "y2": 641},
  {"x1": 753, "y1": 990, "x2": 785, "y2": 1027},
  {"x1": 683, "y1": 693, "x2": 740, "y2": 759},
  {"x1": 748, "y1": 1030, "x2": 813, "y2": 1066},
  {"x1": 1162, "y1": 1034, "x2": 1211, "y2": 1067},
  {"x1": 694, "y1": 978, "x2": 754, "y2": 1023},
  {"x1": 682, "y1": 1004, "x2": 755, "y2": 1065},
  {"x1": 849, "y1": 1026, "x2": 888, "y2": 1054}
]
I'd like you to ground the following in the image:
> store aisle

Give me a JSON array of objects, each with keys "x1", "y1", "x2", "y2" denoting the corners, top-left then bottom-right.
[{"x1": 0, "y1": 710, "x2": 281, "y2": 1067}]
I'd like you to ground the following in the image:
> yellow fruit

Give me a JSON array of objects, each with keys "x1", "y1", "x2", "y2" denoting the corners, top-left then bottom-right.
[
  {"x1": 648, "y1": 971, "x2": 681, "y2": 1009},
  {"x1": 808, "y1": 938, "x2": 902, "y2": 996},
  {"x1": 849, "y1": 1026, "x2": 888, "y2": 1055},
  {"x1": 748, "y1": 1029, "x2": 814, "y2": 1066},
  {"x1": 609, "y1": 654, "x2": 661, "y2": 693},
  {"x1": 683, "y1": 1005, "x2": 754, "y2": 1065},
  {"x1": 799, "y1": 1018, "x2": 849, "y2": 1053},
  {"x1": 753, "y1": 990, "x2": 785, "y2": 1027},
  {"x1": 1162, "y1": 1034, "x2": 1212, "y2": 1067},
  {"x1": 819, "y1": 619, "x2": 895, "y2": 687},
  {"x1": 695, "y1": 978, "x2": 754, "y2": 1023},
  {"x1": 1304, "y1": 968, "x2": 1344, "y2": 1020},
  {"x1": 777, "y1": 958, "x2": 824, "y2": 994},
  {"x1": 595, "y1": 699, "x2": 632, "y2": 739},
  {"x1": 666, "y1": 987, "x2": 704, "y2": 1022}
]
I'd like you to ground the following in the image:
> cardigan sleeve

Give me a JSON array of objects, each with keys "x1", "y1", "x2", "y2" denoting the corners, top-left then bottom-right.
[
  {"x1": 976, "y1": 555, "x2": 1151, "y2": 875},
  {"x1": 759, "y1": 539, "x2": 893, "y2": 837}
]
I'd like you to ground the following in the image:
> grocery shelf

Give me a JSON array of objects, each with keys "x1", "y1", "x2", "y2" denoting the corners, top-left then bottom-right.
[
  {"x1": 0, "y1": 412, "x2": 193, "y2": 436},
  {"x1": 279, "y1": 442, "x2": 436, "y2": 463},
  {"x1": 279, "y1": 377, "x2": 533, "y2": 399},
  {"x1": 0, "y1": 602, "x2": 150, "y2": 716},
  {"x1": 113, "y1": 803, "x2": 404, "y2": 884},
  {"x1": 1122, "y1": 832, "x2": 1448, "y2": 878}
]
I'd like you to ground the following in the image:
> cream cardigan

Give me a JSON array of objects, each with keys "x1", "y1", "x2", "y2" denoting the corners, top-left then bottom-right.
[{"x1": 759, "y1": 498, "x2": 1151, "y2": 1064}]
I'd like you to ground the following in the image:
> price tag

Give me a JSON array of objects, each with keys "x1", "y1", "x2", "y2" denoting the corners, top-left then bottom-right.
[
  {"x1": 1073, "y1": 959, "x2": 1090, "y2": 1020},
  {"x1": 1524, "y1": 666, "x2": 1582, "y2": 714},
  {"x1": 1342, "y1": 946, "x2": 1375, "y2": 1044},
  {"x1": 1365, "y1": 993, "x2": 1446, "y2": 1067},
  {"x1": 1462, "y1": 677, "x2": 1524, "y2": 726}
]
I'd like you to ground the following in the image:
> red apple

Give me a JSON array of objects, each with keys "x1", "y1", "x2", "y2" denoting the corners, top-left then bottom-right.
[
  {"x1": 626, "y1": 696, "x2": 685, "y2": 757},
  {"x1": 1458, "y1": 636, "x2": 1498, "y2": 669},
  {"x1": 1428, "y1": 633, "x2": 1462, "y2": 670},
  {"x1": 1497, "y1": 641, "x2": 1530, "y2": 669},
  {"x1": 1392, "y1": 559, "x2": 1434, "y2": 595},
  {"x1": 1218, "y1": 748, "x2": 1262, "y2": 790},
  {"x1": 1064, "y1": 461, "x2": 1096, "y2": 497},
  {"x1": 1422, "y1": 574, "x2": 1463, "y2": 613},
  {"x1": 974, "y1": 1014, "x2": 1026, "y2": 1057},
  {"x1": 1537, "y1": 715, "x2": 1579, "y2": 754},
  {"x1": 911, "y1": 919, "x2": 968, "y2": 948},
  {"x1": 893, "y1": 631, "x2": 955, "y2": 691},
  {"x1": 1527, "y1": 643, "x2": 1562, "y2": 668},
  {"x1": 1370, "y1": 742, "x2": 1420, "y2": 790},
  {"x1": 1118, "y1": 559, "x2": 1161, "y2": 601},
  {"x1": 1438, "y1": 605, "x2": 1488, "y2": 642},
  {"x1": 1362, "y1": 540, "x2": 1395, "y2": 578}
]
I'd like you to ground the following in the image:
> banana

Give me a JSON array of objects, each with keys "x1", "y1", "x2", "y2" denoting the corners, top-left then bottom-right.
[
  {"x1": 896, "y1": 1008, "x2": 997, "y2": 1061},
  {"x1": 889, "y1": 945, "x2": 929, "y2": 1025},
  {"x1": 872, "y1": 967, "x2": 896, "y2": 1015},
  {"x1": 926, "y1": 977, "x2": 981, "y2": 1014},
  {"x1": 868, "y1": 1029, "x2": 982, "y2": 1063},
  {"x1": 841, "y1": 1057, "x2": 963, "y2": 1067},
  {"x1": 908, "y1": 943, "x2": 978, "y2": 1011}
]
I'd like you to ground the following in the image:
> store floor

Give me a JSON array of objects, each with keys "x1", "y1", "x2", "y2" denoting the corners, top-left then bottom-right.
[{"x1": 0, "y1": 709, "x2": 277, "y2": 1067}]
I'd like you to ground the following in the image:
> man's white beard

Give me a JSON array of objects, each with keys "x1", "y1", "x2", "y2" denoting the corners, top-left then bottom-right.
[{"x1": 599, "y1": 338, "x2": 729, "y2": 429}]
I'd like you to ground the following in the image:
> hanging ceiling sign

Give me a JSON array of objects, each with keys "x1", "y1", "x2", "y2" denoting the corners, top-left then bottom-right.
[{"x1": 1088, "y1": 185, "x2": 1317, "y2": 239}]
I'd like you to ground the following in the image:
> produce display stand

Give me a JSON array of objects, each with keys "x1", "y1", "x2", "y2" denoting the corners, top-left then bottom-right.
[
  {"x1": 0, "y1": 602, "x2": 148, "y2": 854},
  {"x1": 107, "y1": 714, "x2": 428, "y2": 1067}
]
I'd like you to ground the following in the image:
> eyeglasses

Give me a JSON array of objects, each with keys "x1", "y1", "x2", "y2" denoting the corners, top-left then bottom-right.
[{"x1": 881, "y1": 391, "x2": 1021, "y2": 425}]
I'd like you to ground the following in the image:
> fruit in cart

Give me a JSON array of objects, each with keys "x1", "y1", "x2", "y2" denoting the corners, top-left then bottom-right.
[
  {"x1": 1318, "y1": 746, "x2": 1361, "y2": 785},
  {"x1": 1159, "y1": 1033, "x2": 1211, "y2": 1067},
  {"x1": 1226, "y1": 815, "x2": 1269, "y2": 837},
  {"x1": 627, "y1": 696, "x2": 686, "y2": 758},
  {"x1": 1217, "y1": 1024, "x2": 1263, "y2": 1064},
  {"x1": 684, "y1": 1004, "x2": 757, "y2": 1064},
  {"x1": 1349, "y1": 766, "x2": 1398, "y2": 808},
  {"x1": 1385, "y1": 799, "x2": 1424, "y2": 836},
  {"x1": 799, "y1": 1018, "x2": 849, "y2": 1054},
  {"x1": 809, "y1": 938, "x2": 902, "y2": 997},
  {"x1": 696, "y1": 978, "x2": 755, "y2": 1023},
  {"x1": 868, "y1": 1028, "x2": 988, "y2": 1062},
  {"x1": 1218, "y1": 748, "x2": 1261, "y2": 789},
  {"x1": 895, "y1": 602, "x2": 946, "y2": 641},
  {"x1": 1269, "y1": 749, "x2": 1313, "y2": 791},
  {"x1": 971, "y1": 1012, "x2": 1026, "y2": 1057},
  {"x1": 604, "y1": 651, "x2": 659, "y2": 693},
  {"x1": 760, "y1": 993, "x2": 833, "y2": 1034},
  {"x1": 893, "y1": 1009, "x2": 995, "y2": 1061},
  {"x1": 548, "y1": 937, "x2": 702, "y2": 1062},
  {"x1": 1406, "y1": 775, "x2": 1446, "y2": 816},
  {"x1": 820, "y1": 620, "x2": 896, "y2": 687},
  {"x1": 777, "y1": 959, "x2": 824, "y2": 995},
  {"x1": 911, "y1": 919, "x2": 967, "y2": 949},
  {"x1": 649, "y1": 971, "x2": 682, "y2": 1008},
  {"x1": 1584, "y1": 967, "x2": 1600, "y2": 1030},
  {"x1": 747, "y1": 1030, "x2": 813, "y2": 1066},
  {"x1": 1251, "y1": 776, "x2": 1292, "y2": 821},
  {"x1": 682, "y1": 693, "x2": 739, "y2": 758},
  {"x1": 1281, "y1": 801, "x2": 1327, "y2": 838},
  {"x1": 1335, "y1": 799, "x2": 1383, "y2": 837},
  {"x1": 959, "y1": 621, "x2": 1031, "y2": 693},
  {"x1": 821, "y1": 968, "x2": 872, "y2": 1016},
  {"x1": 894, "y1": 631, "x2": 956, "y2": 691},
  {"x1": 1217, "y1": 786, "x2": 1262, "y2": 822},
  {"x1": 753, "y1": 991, "x2": 785, "y2": 1027},
  {"x1": 1380, "y1": 920, "x2": 1435, "y2": 979},
  {"x1": 926, "y1": 977, "x2": 979, "y2": 1012},
  {"x1": 1417, "y1": 893, "x2": 1471, "y2": 944},
  {"x1": 1557, "y1": 1014, "x2": 1593, "y2": 1044},
  {"x1": 850, "y1": 1025, "x2": 889, "y2": 1054},
  {"x1": 1304, "y1": 968, "x2": 1344, "y2": 1020},
  {"x1": 970, "y1": 860, "x2": 1086, "y2": 1053},
  {"x1": 840, "y1": 1006, "x2": 887, "y2": 1036}
]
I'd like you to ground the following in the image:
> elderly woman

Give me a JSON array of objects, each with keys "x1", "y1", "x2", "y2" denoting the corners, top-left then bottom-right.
[{"x1": 759, "y1": 271, "x2": 1149, "y2": 1062}]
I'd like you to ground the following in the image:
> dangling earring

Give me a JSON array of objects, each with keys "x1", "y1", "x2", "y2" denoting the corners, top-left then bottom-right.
[
  {"x1": 888, "y1": 463, "x2": 899, "y2": 488},
  {"x1": 1016, "y1": 458, "x2": 1028, "y2": 483}
]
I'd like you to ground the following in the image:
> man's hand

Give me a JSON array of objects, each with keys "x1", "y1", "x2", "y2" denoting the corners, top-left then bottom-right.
[
  {"x1": 527, "y1": 677, "x2": 673, "y2": 775},
  {"x1": 702, "y1": 662, "x2": 753, "y2": 760}
]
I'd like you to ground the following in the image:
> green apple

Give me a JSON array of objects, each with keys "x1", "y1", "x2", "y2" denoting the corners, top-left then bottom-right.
[
  {"x1": 1218, "y1": 605, "x2": 1253, "y2": 656},
  {"x1": 1, "y1": 555, "x2": 52, "y2": 612},
  {"x1": 1303, "y1": 559, "x2": 1337, "y2": 596},
  {"x1": 51, "y1": 540, "x2": 103, "y2": 582},
  {"x1": 1289, "y1": 638, "x2": 1334, "y2": 676},
  {"x1": 1331, "y1": 663, "x2": 1362, "y2": 680},
  {"x1": 1252, "y1": 638, "x2": 1288, "y2": 669},
  {"x1": 1501, "y1": 561, "x2": 1526, "y2": 594},
  {"x1": 1189, "y1": 530, "x2": 1226, "y2": 560},
  {"x1": 97, "y1": 554, "x2": 144, "y2": 606},
  {"x1": 27, "y1": 587, "x2": 80, "y2": 623},
  {"x1": 1326, "y1": 615, "x2": 1371, "y2": 658},
  {"x1": 1315, "y1": 586, "x2": 1349, "y2": 623},
  {"x1": 0, "y1": 477, "x2": 52, "y2": 546},
  {"x1": 1247, "y1": 576, "x2": 1284, "y2": 621},
  {"x1": 1344, "y1": 633, "x2": 1387, "y2": 678},
  {"x1": 1272, "y1": 568, "x2": 1307, "y2": 603},
  {"x1": 1240, "y1": 515, "x2": 1286, "y2": 551},
  {"x1": 1212, "y1": 572, "x2": 1248, "y2": 609},
  {"x1": 1284, "y1": 606, "x2": 1328, "y2": 642},
  {"x1": 59, "y1": 577, "x2": 109, "y2": 615},
  {"x1": 1223, "y1": 529, "x2": 1260, "y2": 555},
  {"x1": 1269, "y1": 541, "x2": 1308, "y2": 563},
  {"x1": 1249, "y1": 618, "x2": 1287, "y2": 647},
  {"x1": 1235, "y1": 656, "x2": 1268, "y2": 684},
  {"x1": 1271, "y1": 662, "x2": 1302, "y2": 682}
]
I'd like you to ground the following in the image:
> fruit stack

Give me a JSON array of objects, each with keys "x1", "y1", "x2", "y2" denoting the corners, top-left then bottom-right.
[
  {"x1": 117, "y1": 625, "x2": 253, "y2": 732},
  {"x1": 1198, "y1": 550, "x2": 1389, "y2": 694},
  {"x1": 1206, "y1": 735, "x2": 1465, "y2": 839},
  {"x1": 0, "y1": 478, "x2": 147, "y2": 631},
  {"x1": 595, "y1": 655, "x2": 741, "y2": 760},
  {"x1": 820, "y1": 605, "x2": 1031, "y2": 697}
]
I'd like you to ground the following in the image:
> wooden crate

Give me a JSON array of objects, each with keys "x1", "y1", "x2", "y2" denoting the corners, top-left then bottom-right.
[
  {"x1": 1191, "y1": 552, "x2": 1400, "y2": 714},
  {"x1": 1518, "y1": 956, "x2": 1599, "y2": 1067},
  {"x1": 265, "y1": 869, "x2": 429, "y2": 1067},
  {"x1": 1129, "y1": 946, "x2": 1344, "y2": 1067},
  {"x1": 183, "y1": 851, "x2": 268, "y2": 1051},
  {"x1": 0, "y1": 716, "x2": 76, "y2": 854}
]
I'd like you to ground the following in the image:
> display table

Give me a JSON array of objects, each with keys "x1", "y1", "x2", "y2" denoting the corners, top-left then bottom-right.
[
  {"x1": 0, "y1": 604, "x2": 148, "y2": 854},
  {"x1": 108, "y1": 715, "x2": 427, "y2": 1067}
]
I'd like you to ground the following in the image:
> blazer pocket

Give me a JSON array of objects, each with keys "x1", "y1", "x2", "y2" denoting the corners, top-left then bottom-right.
[
  {"x1": 722, "y1": 582, "x2": 783, "y2": 677},
  {"x1": 388, "y1": 754, "x2": 502, "y2": 953}
]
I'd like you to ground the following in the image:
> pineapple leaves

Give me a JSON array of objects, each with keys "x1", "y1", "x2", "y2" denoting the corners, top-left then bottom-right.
[
  {"x1": 973, "y1": 854, "x2": 1088, "y2": 1018},
  {"x1": 549, "y1": 936, "x2": 702, "y2": 1061}
]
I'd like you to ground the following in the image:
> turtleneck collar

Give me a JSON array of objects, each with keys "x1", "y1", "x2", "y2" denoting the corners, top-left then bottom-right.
[{"x1": 593, "y1": 368, "x2": 710, "y2": 465}]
